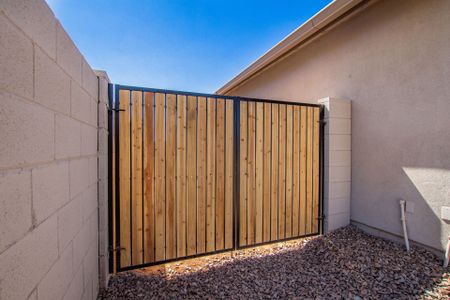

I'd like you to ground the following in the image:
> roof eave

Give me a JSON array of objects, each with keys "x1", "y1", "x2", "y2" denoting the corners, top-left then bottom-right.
[{"x1": 216, "y1": 0, "x2": 365, "y2": 95}]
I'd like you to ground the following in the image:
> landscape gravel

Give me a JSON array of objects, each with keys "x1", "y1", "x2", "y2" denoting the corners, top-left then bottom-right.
[{"x1": 101, "y1": 226, "x2": 449, "y2": 299}]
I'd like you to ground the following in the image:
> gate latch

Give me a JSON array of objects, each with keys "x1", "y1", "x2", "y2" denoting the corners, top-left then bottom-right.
[{"x1": 108, "y1": 108, "x2": 125, "y2": 113}]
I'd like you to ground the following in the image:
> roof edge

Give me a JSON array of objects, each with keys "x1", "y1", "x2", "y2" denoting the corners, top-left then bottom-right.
[{"x1": 216, "y1": 0, "x2": 365, "y2": 95}]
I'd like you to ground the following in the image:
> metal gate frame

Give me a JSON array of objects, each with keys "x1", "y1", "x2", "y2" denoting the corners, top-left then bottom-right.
[{"x1": 108, "y1": 84, "x2": 325, "y2": 272}]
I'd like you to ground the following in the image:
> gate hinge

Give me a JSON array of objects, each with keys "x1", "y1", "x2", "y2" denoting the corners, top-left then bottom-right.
[
  {"x1": 317, "y1": 215, "x2": 326, "y2": 220},
  {"x1": 108, "y1": 108, "x2": 125, "y2": 113},
  {"x1": 317, "y1": 120, "x2": 327, "y2": 125},
  {"x1": 109, "y1": 246, "x2": 121, "y2": 253}
]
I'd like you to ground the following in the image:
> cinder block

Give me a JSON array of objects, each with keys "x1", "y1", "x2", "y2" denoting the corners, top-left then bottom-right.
[
  {"x1": 97, "y1": 75, "x2": 110, "y2": 104},
  {"x1": 98, "y1": 128, "x2": 108, "y2": 155},
  {"x1": 1, "y1": 0, "x2": 57, "y2": 59},
  {"x1": 0, "y1": 14, "x2": 33, "y2": 100},
  {"x1": 83, "y1": 241, "x2": 98, "y2": 300},
  {"x1": 327, "y1": 196, "x2": 350, "y2": 215},
  {"x1": 55, "y1": 114, "x2": 81, "y2": 159},
  {"x1": 35, "y1": 45, "x2": 71, "y2": 114},
  {"x1": 82, "y1": 184, "x2": 98, "y2": 222},
  {"x1": 82, "y1": 59, "x2": 98, "y2": 98},
  {"x1": 73, "y1": 214, "x2": 96, "y2": 271},
  {"x1": 326, "y1": 150, "x2": 351, "y2": 167},
  {"x1": 98, "y1": 155, "x2": 108, "y2": 181},
  {"x1": 69, "y1": 158, "x2": 90, "y2": 199},
  {"x1": 0, "y1": 170, "x2": 32, "y2": 253},
  {"x1": 38, "y1": 243, "x2": 74, "y2": 300},
  {"x1": 28, "y1": 288, "x2": 37, "y2": 300},
  {"x1": 0, "y1": 216, "x2": 58, "y2": 300},
  {"x1": 63, "y1": 263, "x2": 83, "y2": 300},
  {"x1": 32, "y1": 161, "x2": 70, "y2": 224},
  {"x1": 326, "y1": 212, "x2": 350, "y2": 232},
  {"x1": 56, "y1": 22, "x2": 82, "y2": 83},
  {"x1": 326, "y1": 166, "x2": 351, "y2": 183},
  {"x1": 90, "y1": 97, "x2": 98, "y2": 126},
  {"x1": 98, "y1": 102, "x2": 108, "y2": 129},
  {"x1": 81, "y1": 124, "x2": 97, "y2": 156},
  {"x1": 327, "y1": 118, "x2": 351, "y2": 135},
  {"x1": 0, "y1": 92, "x2": 54, "y2": 169},
  {"x1": 57, "y1": 197, "x2": 83, "y2": 251},
  {"x1": 325, "y1": 181, "x2": 351, "y2": 200},
  {"x1": 71, "y1": 81, "x2": 91, "y2": 124},
  {"x1": 88, "y1": 156, "x2": 98, "y2": 186},
  {"x1": 327, "y1": 134, "x2": 351, "y2": 151}
]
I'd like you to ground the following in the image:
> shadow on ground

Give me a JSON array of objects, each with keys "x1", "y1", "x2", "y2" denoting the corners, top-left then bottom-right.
[{"x1": 101, "y1": 226, "x2": 449, "y2": 299}]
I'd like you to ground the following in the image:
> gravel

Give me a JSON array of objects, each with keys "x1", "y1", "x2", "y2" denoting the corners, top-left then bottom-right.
[{"x1": 101, "y1": 226, "x2": 449, "y2": 299}]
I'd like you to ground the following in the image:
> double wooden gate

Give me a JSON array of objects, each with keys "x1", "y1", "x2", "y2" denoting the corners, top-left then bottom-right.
[{"x1": 109, "y1": 85, "x2": 324, "y2": 272}]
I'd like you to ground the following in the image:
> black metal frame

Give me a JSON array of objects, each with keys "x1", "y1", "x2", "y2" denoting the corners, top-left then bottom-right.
[{"x1": 108, "y1": 84, "x2": 325, "y2": 272}]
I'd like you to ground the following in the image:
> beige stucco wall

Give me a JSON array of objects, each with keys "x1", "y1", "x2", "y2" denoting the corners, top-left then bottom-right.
[
  {"x1": 227, "y1": 0, "x2": 450, "y2": 251},
  {"x1": 0, "y1": 0, "x2": 105, "y2": 298}
]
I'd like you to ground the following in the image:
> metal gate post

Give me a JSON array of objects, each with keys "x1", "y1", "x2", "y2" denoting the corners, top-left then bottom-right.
[
  {"x1": 233, "y1": 99, "x2": 240, "y2": 250},
  {"x1": 318, "y1": 105, "x2": 326, "y2": 235}
]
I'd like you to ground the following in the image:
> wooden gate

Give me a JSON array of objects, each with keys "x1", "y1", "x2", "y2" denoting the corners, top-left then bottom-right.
[{"x1": 109, "y1": 85, "x2": 323, "y2": 271}]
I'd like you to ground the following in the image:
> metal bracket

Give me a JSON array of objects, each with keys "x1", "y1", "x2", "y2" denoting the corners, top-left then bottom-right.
[
  {"x1": 108, "y1": 108, "x2": 125, "y2": 113},
  {"x1": 317, "y1": 214, "x2": 326, "y2": 220},
  {"x1": 317, "y1": 120, "x2": 327, "y2": 125}
]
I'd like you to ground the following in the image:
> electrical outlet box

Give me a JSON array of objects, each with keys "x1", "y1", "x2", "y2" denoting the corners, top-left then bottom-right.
[
  {"x1": 441, "y1": 206, "x2": 450, "y2": 221},
  {"x1": 406, "y1": 201, "x2": 415, "y2": 214}
]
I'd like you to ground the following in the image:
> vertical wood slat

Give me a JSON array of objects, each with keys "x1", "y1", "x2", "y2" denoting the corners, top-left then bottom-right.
[
  {"x1": 197, "y1": 97, "x2": 207, "y2": 254},
  {"x1": 143, "y1": 92, "x2": 154, "y2": 263},
  {"x1": 299, "y1": 107, "x2": 307, "y2": 236},
  {"x1": 186, "y1": 96, "x2": 197, "y2": 256},
  {"x1": 270, "y1": 104, "x2": 279, "y2": 241},
  {"x1": 165, "y1": 94, "x2": 177, "y2": 259},
  {"x1": 263, "y1": 103, "x2": 271, "y2": 242},
  {"x1": 154, "y1": 93, "x2": 166, "y2": 261},
  {"x1": 278, "y1": 105, "x2": 286, "y2": 239},
  {"x1": 131, "y1": 91, "x2": 143, "y2": 265},
  {"x1": 306, "y1": 107, "x2": 313, "y2": 235},
  {"x1": 292, "y1": 106, "x2": 300, "y2": 237},
  {"x1": 206, "y1": 98, "x2": 216, "y2": 252},
  {"x1": 285, "y1": 105, "x2": 293, "y2": 238},
  {"x1": 176, "y1": 95, "x2": 187, "y2": 258},
  {"x1": 254, "y1": 102, "x2": 264, "y2": 244},
  {"x1": 247, "y1": 102, "x2": 256, "y2": 245},
  {"x1": 117, "y1": 88, "x2": 322, "y2": 265},
  {"x1": 225, "y1": 100, "x2": 234, "y2": 249},
  {"x1": 215, "y1": 99, "x2": 225, "y2": 250},
  {"x1": 313, "y1": 108, "x2": 320, "y2": 233},
  {"x1": 239, "y1": 102, "x2": 248, "y2": 246},
  {"x1": 119, "y1": 89, "x2": 131, "y2": 267}
]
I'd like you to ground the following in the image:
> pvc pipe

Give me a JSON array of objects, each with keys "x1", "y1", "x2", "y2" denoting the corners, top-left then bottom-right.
[
  {"x1": 444, "y1": 236, "x2": 450, "y2": 268},
  {"x1": 399, "y1": 200, "x2": 410, "y2": 252}
]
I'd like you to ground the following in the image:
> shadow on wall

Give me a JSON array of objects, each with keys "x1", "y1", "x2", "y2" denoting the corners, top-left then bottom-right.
[
  {"x1": 402, "y1": 167, "x2": 450, "y2": 251},
  {"x1": 101, "y1": 226, "x2": 448, "y2": 299}
]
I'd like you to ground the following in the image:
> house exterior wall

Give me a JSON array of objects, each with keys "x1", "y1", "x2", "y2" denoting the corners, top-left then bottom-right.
[
  {"x1": 0, "y1": 0, "x2": 102, "y2": 298},
  {"x1": 226, "y1": 0, "x2": 450, "y2": 251}
]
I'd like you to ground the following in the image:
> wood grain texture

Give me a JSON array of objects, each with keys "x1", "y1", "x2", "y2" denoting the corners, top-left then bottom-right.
[
  {"x1": 278, "y1": 105, "x2": 286, "y2": 239},
  {"x1": 270, "y1": 104, "x2": 279, "y2": 241},
  {"x1": 206, "y1": 98, "x2": 216, "y2": 252},
  {"x1": 154, "y1": 93, "x2": 166, "y2": 261},
  {"x1": 247, "y1": 102, "x2": 256, "y2": 245},
  {"x1": 186, "y1": 96, "x2": 197, "y2": 256},
  {"x1": 306, "y1": 107, "x2": 313, "y2": 235},
  {"x1": 119, "y1": 89, "x2": 131, "y2": 267},
  {"x1": 197, "y1": 97, "x2": 207, "y2": 254},
  {"x1": 225, "y1": 100, "x2": 234, "y2": 249},
  {"x1": 299, "y1": 107, "x2": 307, "y2": 236},
  {"x1": 165, "y1": 94, "x2": 177, "y2": 259},
  {"x1": 263, "y1": 103, "x2": 271, "y2": 242},
  {"x1": 255, "y1": 102, "x2": 264, "y2": 244},
  {"x1": 131, "y1": 91, "x2": 143, "y2": 265},
  {"x1": 292, "y1": 106, "x2": 300, "y2": 237},
  {"x1": 285, "y1": 105, "x2": 293, "y2": 238},
  {"x1": 215, "y1": 99, "x2": 225, "y2": 250},
  {"x1": 143, "y1": 92, "x2": 154, "y2": 263},
  {"x1": 176, "y1": 95, "x2": 187, "y2": 258}
]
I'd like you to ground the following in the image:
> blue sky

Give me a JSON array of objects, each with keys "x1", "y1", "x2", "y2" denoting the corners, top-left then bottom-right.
[{"x1": 46, "y1": 0, "x2": 331, "y2": 93}]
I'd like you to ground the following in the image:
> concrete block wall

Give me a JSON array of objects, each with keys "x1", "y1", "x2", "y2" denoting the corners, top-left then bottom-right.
[
  {"x1": 0, "y1": 1, "x2": 101, "y2": 299},
  {"x1": 318, "y1": 98, "x2": 352, "y2": 233}
]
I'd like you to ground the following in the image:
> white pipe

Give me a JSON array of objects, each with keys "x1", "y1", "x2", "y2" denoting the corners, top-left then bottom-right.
[
  {"x1": 444, "y1": 236, "x2": 450, "y2": 268},
  {"x1": 399, "y1": 200, "x2": 410, "y2": 252}
]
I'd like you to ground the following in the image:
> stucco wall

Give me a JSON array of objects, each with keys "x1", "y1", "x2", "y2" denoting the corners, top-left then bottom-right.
[
  {"x1": 227, "y1": 0, "x2": 450, "y2": 251},
  {"x1": 0, "y1": 0, "x2": 101, "y2": 298}
]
